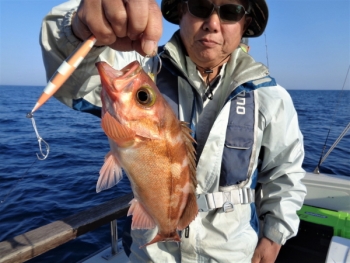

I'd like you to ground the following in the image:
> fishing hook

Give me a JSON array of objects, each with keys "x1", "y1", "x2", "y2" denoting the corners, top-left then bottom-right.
[
  {"x1": 26, "y1": 112, "x2": 50, "y2": 160},
  {"x1": 141, "y1": 52, "x2": 162, "y2": 76}
]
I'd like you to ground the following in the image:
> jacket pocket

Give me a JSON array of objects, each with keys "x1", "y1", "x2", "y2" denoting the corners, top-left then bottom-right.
[{"x1": 220, "y1": 130, "x2": 254, "y2": 186}]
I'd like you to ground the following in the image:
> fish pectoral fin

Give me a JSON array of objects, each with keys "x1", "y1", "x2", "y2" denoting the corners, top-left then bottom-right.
[
  {"x1": 128, "y1": 199, "x2": 156, "y2": 230},
  {"x1": 101, "y1": 111, "x2": 135, "y2": 147},
  {"x1": 96, "y1": 152, "x2": 123, "y2": 193},
  {"x1": 177, "y1": 192, "x2": 198, "y2": 230}
]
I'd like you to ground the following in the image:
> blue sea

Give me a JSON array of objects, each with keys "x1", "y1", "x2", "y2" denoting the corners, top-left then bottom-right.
[{"x1": 0, "y1": 86, "x2": 349, "y2": 262}]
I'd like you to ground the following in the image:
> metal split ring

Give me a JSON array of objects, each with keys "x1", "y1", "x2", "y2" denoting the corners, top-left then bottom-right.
[{"x1": 141, "y1": 52, "x2": 162, "y2": 76}]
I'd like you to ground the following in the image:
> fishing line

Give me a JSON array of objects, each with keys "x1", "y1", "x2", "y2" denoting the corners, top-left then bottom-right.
[
  {"x1": 264, "y1": 34, "x2": 269, "y2": 69},
  {"x1": 0, "y1": 158, "x2": 37, "y2": 205},
  {"x1": 314, "y1": 65, "x2": 350, "y2": 173}
]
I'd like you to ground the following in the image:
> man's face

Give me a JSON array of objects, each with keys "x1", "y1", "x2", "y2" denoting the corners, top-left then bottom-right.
[{"x1": 179, "y1": 0, "x2": 250, "y2": 68}]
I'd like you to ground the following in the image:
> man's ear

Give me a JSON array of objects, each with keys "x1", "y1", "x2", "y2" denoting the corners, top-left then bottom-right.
[{"x1": 244, "y1": 16, "x2": 252, "y2": 32}]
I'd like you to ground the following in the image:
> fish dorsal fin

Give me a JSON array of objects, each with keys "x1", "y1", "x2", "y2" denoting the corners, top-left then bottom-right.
[
  {"x1": 96, "y1": 151, "x2": 123, "y2": 193},
  {"x1": 101, "y1": 111, "x2": 135, "y2": 147},
  {"x1": 180, "y1": 122, "x2": 197, "y2": 187},
  {"x1": 177, "y1": 122, "x2": 198, "y2": 230},
  {"x1": 128, "y1": 199, "x2": 156, "y2": 230}
]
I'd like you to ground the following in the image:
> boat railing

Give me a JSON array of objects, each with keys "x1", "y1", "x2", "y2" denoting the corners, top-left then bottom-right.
[{"x1": 0, "y1": 193, "x2": 133, "y2": 263}]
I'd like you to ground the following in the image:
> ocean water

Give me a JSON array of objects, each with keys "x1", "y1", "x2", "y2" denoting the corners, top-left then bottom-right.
[{"x1": 0, "y1": 86, "x2": 349, "y2": 262}]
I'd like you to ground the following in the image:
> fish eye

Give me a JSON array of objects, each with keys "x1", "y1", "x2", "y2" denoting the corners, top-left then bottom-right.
[{"x1": 136, "y1": 86, "x2": 156, "y2": 107}]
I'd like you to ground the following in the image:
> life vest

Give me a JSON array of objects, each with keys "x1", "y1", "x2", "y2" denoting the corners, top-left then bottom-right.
[{"x1": 156, "y1": 53, "x2": 277, "y2": 188}]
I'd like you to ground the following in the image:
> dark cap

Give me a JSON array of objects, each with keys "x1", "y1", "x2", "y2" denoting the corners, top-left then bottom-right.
[{"x1": 161, "y1": 0, "x2": 268, "y2": 37}]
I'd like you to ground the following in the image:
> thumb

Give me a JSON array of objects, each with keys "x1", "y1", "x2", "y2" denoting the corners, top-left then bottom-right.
[
  {"x1": 251, "y1": 251, "x2": 261, "y2": 263},
  {"x1": 140, "y1": 0, "x2": 162, "y2": 55}
]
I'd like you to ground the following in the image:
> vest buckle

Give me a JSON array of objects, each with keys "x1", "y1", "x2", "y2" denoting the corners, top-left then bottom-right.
[
  {"x1": 197, "y1": 194, "x2": 211, "y2": 212},
  {"x1": 223, "y1": 201, "x2": 234, "y2": 213}
]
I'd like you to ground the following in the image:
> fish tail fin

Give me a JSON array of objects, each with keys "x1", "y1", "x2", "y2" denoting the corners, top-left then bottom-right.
[
  {"x1": 139, "y1": 231, "x2": 181, "y2": 248},
  {"x1": 177, "y1": 192, "x2": 198, "y2": 230}
]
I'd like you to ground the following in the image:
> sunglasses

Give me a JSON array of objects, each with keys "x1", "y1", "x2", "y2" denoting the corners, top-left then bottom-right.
[{"x1": 183, "y1": 0, "x2": 250, "y2": 23}]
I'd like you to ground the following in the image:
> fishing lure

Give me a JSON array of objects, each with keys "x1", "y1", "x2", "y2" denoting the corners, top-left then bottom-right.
[
  {"x1": 27, "y1": 35, "x2": 161, "y2": 160},
  {"x1": 27, "y1": 36, "x2": 97, "y2": 160}
]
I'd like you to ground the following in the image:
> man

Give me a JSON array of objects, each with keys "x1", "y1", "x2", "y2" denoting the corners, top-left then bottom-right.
[{"x1": 40, "y1": 0, "x2": 306, "y2": 262}]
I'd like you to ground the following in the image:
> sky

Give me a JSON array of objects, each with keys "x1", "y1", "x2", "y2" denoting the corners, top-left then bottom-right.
[{"x1": 0, "y1": 0, "x2": 349, "y2": 90}]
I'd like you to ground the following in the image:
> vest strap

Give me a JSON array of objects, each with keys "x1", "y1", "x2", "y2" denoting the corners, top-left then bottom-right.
[{"x1": 197, "y1": 188, "x2": 255, "y2": 213}]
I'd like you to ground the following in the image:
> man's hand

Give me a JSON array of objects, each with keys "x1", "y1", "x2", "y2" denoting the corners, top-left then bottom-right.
[
  {"x1": 251, "y1": 237, "x2": 282, "y2": 263},
  {"x1": 72, "y1": 0, "x2": 162, "y2": 56}
]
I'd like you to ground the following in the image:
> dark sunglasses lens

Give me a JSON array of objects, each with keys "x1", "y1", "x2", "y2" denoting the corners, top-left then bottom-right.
[
  {"x1": 187, "y1": 0, "x2": 213, "y2": 19},
  {"x1": 220, "y1": 4, "x2": 245, "y2": 22}
]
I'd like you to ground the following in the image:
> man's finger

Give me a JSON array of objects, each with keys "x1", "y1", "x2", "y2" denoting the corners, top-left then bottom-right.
[
  {"x1": 80, "y1": 0, "x2": 116, "y2": 45},
  {"x1": 140, "y1": 0, "x2": 162, "y2": 55},
  {"x1": 110, "y1": 0, "x2": 162, "y2": 55},
  {"x1": 125, "y1": 0, "x2": 149, "y2": 40},
  {"x1": 109, "y1": 37, "x2": 133, "y2": 52},
  {"x1": 72, "y1": 12, "x2": 92, "y2": 41},
  {"x1": 103, "y1": 0, "x2": 128, "y2": 38}
]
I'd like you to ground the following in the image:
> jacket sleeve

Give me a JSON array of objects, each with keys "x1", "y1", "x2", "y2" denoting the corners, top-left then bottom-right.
[
  {"x1": 257, "y1": 85, "x2": 307, "y2": 245},
  {"x1": 39, "y1": 0, "x2": 141, "y2": 116}
]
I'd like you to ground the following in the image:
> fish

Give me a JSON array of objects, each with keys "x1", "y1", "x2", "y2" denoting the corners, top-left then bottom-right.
[{"x1": 95, "y1": 60, "x2": 198, "y2": 247}]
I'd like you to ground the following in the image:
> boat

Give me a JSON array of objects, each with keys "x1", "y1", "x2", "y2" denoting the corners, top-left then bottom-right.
[{"x1": 277, "y1": 172, "x2": 350, "y2": 263}]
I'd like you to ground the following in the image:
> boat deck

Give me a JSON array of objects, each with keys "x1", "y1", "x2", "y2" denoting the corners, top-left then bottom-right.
[{"x1": 79, "y1": 242, "x2": 130, "y2": 263}]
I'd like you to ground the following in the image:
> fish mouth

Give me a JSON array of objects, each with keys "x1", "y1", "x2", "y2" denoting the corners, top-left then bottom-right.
[{"x1": 95, "y1": 61, "x2": 142, "y2": 89}]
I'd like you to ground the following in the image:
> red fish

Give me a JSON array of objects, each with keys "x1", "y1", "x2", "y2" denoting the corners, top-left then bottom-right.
[{"x1": 95, "y1": 61, "x2": 198, "y2": 247}]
